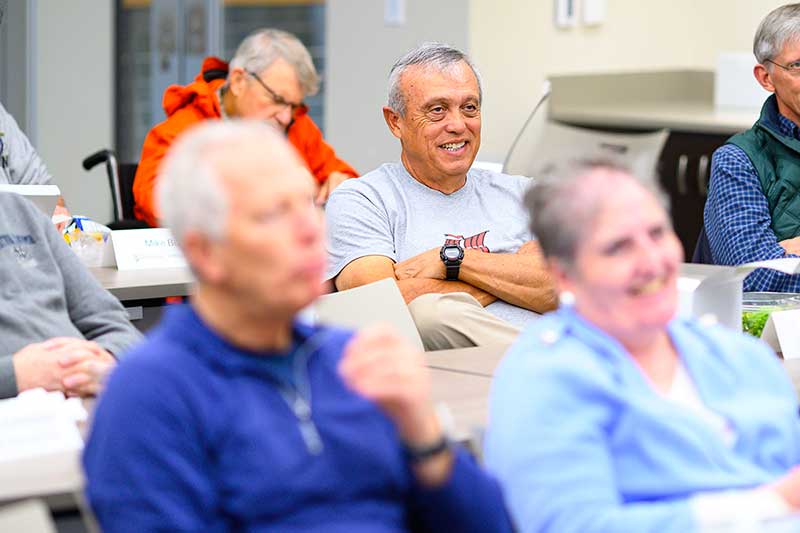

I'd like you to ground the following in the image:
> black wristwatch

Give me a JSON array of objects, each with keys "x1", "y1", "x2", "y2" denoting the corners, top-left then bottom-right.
[
  {"x1": 440, "y1": 243, "x2": 464, "y2": 281},
  {"x1": 402, "y1": 435, "x2": 452, "y2": 464}
]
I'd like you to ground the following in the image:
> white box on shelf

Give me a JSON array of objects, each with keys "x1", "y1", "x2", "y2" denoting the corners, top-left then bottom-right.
[
  {"x1": 582, "y1": 0, "x2": 606, "y2": 26},
  {"x1": 714, "y1": 52, "x2": 769, "y2": 111}
]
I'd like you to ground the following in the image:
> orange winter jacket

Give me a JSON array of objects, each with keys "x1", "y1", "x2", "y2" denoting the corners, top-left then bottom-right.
[{"x1": 132, "y1": 57, "x2": 358, "y2": 227}]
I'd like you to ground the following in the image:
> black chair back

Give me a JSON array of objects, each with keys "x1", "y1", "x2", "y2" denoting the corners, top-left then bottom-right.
[{"x1": 117, "y1": 163, "x2": 138, "y2": 221}]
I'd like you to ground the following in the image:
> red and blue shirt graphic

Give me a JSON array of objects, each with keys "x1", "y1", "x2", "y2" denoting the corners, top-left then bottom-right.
[{"x1": 443, "y1": 231, "x2": 490, "y2": 253}]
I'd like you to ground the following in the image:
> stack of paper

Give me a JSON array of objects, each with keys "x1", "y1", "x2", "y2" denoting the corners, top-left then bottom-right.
[{"x1": 0, "y1": 389, "x2": 87, "y2": 501}]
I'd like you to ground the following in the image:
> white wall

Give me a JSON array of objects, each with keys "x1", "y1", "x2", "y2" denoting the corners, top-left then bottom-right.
[
  {"x1": 34, "y1": 0, "x2": 114, "y2": 222},
  {"x1": 326, "y1": 0, "x2": 469, "y2": 174},
  {"x1": 469, "y1": 0, "x2": 788, "y2": 162},
  {"x1": 326, "y1": 0, "x2": 789, "y2": 170}
]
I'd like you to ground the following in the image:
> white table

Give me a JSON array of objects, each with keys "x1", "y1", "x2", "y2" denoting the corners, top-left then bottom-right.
[
  {"x1": 0, "y1": 452, "x2": 82, "y2": 505},
  {"x1": 430, "y1": 368, "x2": 492, "y2": 447},
  {"x1": 89, "y1": 266, "x2": 195, "y2": 331},
  {"x1": 89, "y1": 266, "x2": 194, "y2": 301},
  {"x1": 426, "y1": 345, "x2": 509, "y2": 446},
  {"x1": 426, "y1": 344, "x2": 508, "y2": 378},
  {"x1": 0, "y1": 401, "x2": 92, "y2": 508}
]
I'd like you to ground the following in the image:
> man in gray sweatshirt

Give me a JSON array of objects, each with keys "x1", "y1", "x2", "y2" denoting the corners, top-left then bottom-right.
[
  {"x1": 0, "y1": 192, "x2": 141, "y2": 399},
  {"x1": 0, "y1": 102, "x2": 51, "y2": 185},
  {"x1": 0, "y1": 101, "x2": 71, "y2": 222}
]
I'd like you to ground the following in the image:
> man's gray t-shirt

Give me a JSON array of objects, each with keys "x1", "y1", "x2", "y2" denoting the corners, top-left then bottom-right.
[{"x1": 325, "y1": 162, "x2": 537, "y2": 328}]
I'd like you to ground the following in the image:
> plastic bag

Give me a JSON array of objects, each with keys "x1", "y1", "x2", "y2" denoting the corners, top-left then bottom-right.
[{"x1": 63, "y1": 216, "x2": 112, "y2": 267}]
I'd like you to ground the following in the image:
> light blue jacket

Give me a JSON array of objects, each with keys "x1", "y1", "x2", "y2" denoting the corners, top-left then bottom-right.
[{"x1": 484, "y1": 307, "x2": 800, "y2": 533}]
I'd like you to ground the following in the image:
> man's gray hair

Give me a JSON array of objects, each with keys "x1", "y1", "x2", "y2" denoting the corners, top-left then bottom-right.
[
  {"x1": 157, "y1": 121, "x2": 289, "y2": 246},
  {"x1": 387, "y1": 42, "x2": 482, "y2": 116},
  {"x1": 524, "y1": 159, "x2": 669, "y2": 270},
  {"x1": 227, "y1": 28, "x2": 320, "y2": 96},
  {"x1": 754, "y1": 3, "x2": 800, "y2": 65}
]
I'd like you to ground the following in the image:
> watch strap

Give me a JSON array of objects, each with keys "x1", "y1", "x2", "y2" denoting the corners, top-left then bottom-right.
[
  {"x1": 402, "y1": 435, "x2": 451, "y2": 464},
  {"x1": 445, "y1": 263, "x2": 460, "y2": 281}
]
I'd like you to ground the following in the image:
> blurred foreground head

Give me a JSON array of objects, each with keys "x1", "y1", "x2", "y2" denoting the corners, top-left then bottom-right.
[
  {"x1": 158, "y1": 120, "x2": 326, "y2": 319},
  {"x1": 526, "y1": 161, "x2": 684, "y2": 340}
]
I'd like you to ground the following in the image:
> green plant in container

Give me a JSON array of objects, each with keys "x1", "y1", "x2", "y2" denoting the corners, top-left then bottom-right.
[{"x1": 742, "y1": 310, "x2": 772, "y2": 338}]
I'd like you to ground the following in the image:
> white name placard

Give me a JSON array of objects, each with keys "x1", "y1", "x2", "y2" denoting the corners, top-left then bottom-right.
[
  {"x1": 110, "y1": 228, "x2": 187, "y2": 270},
  {"x1": 762, "y1": 309, "x2": 800, "y2": 360}
]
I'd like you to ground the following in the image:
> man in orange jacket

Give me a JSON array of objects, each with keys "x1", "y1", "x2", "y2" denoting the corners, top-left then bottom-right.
[{"x1": 133, "y1": 29, "x2": 358, "y2": 227}]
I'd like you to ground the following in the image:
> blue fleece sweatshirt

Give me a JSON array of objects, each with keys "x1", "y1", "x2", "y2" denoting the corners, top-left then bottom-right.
[
  {"x1": 83, "y1": 304, "x2": 511, "y2": 533},
  {"x1": 485, "y1": 307, "x2": 800, "y2": 533}
]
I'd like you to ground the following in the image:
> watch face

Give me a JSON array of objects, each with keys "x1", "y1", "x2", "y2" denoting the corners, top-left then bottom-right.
[{"x1": 444, "y1": 247, "x2": 461, "y2": 260}]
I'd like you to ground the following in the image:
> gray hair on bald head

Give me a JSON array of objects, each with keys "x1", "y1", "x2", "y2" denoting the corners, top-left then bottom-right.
[
  {"x1": 157, "y1": 121, "x2": 290, "y2": 246},
  {"x1": 524, "y1": 159, "x2": 669, "y2": 270},
  {"x1": 227, "y1": 28, "x2": 320, "y2": 96},
  {"x1": 754, "y1": 3, "x2": 800, "y2": 65},
  {"x1": 387, "y1": 42, "x2": 482, "y2": 117}
]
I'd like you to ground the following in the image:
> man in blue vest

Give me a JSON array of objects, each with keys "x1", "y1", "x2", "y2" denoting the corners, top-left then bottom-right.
[{"x1": 705, "y1": 3, "x2": 800, "y2": 291}]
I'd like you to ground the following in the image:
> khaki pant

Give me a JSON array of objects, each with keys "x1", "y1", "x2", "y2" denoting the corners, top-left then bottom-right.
[{"x1": 407, "y1": 292, "x2": 521, "y2": 351}]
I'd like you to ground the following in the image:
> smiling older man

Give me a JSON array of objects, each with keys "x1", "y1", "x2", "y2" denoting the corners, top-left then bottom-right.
[
  {"x1": 133, "y1": 28, "x2": 357, "y2": 227},
  {"x1": 705, "y1": 3, "x2": 800, "y2": 291},
  {"x1": 325, "y1": 43, "x2": 555, "y2": 350}
]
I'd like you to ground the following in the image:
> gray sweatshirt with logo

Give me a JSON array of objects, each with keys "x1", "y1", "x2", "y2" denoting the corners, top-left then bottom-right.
[
  {"x1": 0, "y1": 101, "x2": 52, "y2": 185},
  {"x1": 0, "y1": 193, "x2": 141, "y2": 398}
]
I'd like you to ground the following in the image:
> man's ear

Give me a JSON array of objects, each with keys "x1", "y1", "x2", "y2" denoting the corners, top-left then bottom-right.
[
  {"x1": 754, "y1": 63, "x2": 777, "y2": 93},
  {"x1": 382, "y1": 107, "x2": 403, "y2": 140},
  {"x1": 182, "y1": 229, "x2": 224, "y2": 284},
  {"x1": 547, "y1": 257, "x2": 573, "y2": 296},
  {"x1": 227, "y1": 67, "x2": 248, "y2": 98}
]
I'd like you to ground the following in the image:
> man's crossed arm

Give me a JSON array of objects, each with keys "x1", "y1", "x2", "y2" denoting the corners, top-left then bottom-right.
[{"x1": 334, "y1": 240, "x2": 556, "y2": 313}]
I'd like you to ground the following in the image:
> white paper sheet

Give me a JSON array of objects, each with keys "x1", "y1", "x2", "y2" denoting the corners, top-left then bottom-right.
[{"x1": 0, "y1": 389, "x2": 86, "y2": 464}]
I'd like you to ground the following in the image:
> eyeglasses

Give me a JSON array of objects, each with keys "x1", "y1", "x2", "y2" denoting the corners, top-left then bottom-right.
[
  {"x1": 766, "y1": 58, "x2": 800, "y2": 75},
  {"x1": 247, "y1": 70, "x2": 304, "y2": 113}
]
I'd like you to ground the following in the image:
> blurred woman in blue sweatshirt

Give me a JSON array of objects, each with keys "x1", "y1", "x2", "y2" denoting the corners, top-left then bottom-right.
[{"x1": 485, "y1": 161, "x2": 800, "y2": 532}]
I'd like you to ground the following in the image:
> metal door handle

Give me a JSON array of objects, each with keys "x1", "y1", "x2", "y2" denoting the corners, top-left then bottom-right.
[
  {"x1": 697, "y1": 155, "x2": 709, "y2": 196},
  {"x1": 677, "y1": 155, "x2": 689, "y2": 195}
]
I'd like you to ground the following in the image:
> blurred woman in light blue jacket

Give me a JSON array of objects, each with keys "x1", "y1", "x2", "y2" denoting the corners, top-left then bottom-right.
[{"x1": 485, "y1": 161, "x2": 800, "y2": 533}]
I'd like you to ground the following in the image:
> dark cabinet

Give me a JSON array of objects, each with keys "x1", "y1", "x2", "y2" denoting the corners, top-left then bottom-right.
[{"x1": 658, "y1": 131, "x2": 730, "y2": 260}]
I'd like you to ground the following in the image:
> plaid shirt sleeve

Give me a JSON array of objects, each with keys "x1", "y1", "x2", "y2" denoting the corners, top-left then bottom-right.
[{"x1": 704, "y1": 143, "x2": 800, "y2": 292}]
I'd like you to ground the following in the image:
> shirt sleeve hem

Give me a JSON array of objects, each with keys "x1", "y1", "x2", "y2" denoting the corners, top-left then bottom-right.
[{"x1": 326, "y1": 252, "x2": 397, "y2": 282}]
